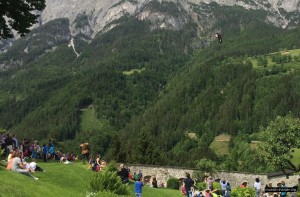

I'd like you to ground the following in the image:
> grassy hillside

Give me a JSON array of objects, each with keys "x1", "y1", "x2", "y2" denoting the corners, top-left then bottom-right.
[
  {"x1": 0, "y1": 161, "x2": 183, "y2": 197},
  {"x1": 0, "y1": 161, "x2": 93, "y2": 197}
]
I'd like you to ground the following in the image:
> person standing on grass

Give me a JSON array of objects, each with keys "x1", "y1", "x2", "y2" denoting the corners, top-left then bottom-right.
[
  {"x1": 49, "y1": 144, "x2": 55, "y2": 161},
  {"x1": 253, "y1": 178, "x2": 261, "y2": 197},
  {"x1": 280, "y1": 181, "x2": 287, "y2": 197},
  {"x1": 152, "y1": 177, "x2": 158, "y2": 188},
  {"x1": 42, "y1": 144, "x2": 48, "y2": 162},
  {"x1": 220, "y1": 179, "x2": 227, "y2": 196},
  {"x1": 184, "y1": 173, "x2": 194, "y2": 197},
  {"x1": 118, "y1": 164, "x2": 129, "y2": 184},
  {"x1": 80, "y1": 142, "x2": 89, "y2": 165},
  {"x1": 135, "y1": 177, "x2": 144, "y2": 197},
  {"x1": 4, "y1": 133, "x2": 13, "y2": 159},
  {"x1": 225, "y1": 182, "x2": 231, "y2": 197}
]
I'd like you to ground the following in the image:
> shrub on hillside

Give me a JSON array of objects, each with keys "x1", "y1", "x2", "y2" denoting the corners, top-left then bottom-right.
[
  {"x1": 231, "y1": 187, "x2": 255, "y2": 197},
  {"x1": 89, "y1": 190, "x2": 130, "y2": 197},
  {"x1": 167, "y1": 177, "x2": 179, "y2": 190},
  {"x1": 213, "y1": 182, "x2": 222, "y2": 191},
  {"x1": 196, "y1": 182, "x2": 207, "y2": 191},
  {"x1": 105, "y1": 160, "x2": 118, "y2": 172},
  {"x1": 195, "y1": 181, "x2": 222, "y2": 191},
  {"x1": 87, "y1": 167, "x2": 129, "y2": 196}
]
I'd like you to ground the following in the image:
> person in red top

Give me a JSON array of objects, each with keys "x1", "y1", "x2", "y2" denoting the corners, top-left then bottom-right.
[
  {"x1": 240, "y1": 181, "x2": 248, "y2": 188},
  {"x1": 181, "y1": 184, "x2": 186, "y2": 195},
  {"x1": 203, "y1": 189, "x2": 211, "y2": 197}
]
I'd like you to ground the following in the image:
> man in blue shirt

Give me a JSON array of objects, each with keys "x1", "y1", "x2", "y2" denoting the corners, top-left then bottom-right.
[{"x1": 135, "y1": 177, "x2": 144, "y2": 197}]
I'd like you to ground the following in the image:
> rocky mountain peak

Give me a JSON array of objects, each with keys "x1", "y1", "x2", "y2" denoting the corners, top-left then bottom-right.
[{"x1": 38, "y1": 0, "x2": 300, "y2": 38}]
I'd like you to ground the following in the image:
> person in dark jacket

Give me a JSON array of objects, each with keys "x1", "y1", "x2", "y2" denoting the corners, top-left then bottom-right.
[
  {"x1": 117, "y1": 164, "x2": 129, "y2": 184},
  {"x1": 184, "y1": 173, "x2": 194, "y2": 197},
  {"x1": 42, "y1": 144, "x2": 48, "y2": 162}
]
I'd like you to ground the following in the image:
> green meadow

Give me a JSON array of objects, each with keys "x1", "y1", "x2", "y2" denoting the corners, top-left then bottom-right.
[
  {"x1": 0, "y1": 161, "x2": 183, "y2": 197},
  {"x1": 209, "y1": 134, "x2": 231, "y2": 156},
  {"x1": 210, "y1": 134, "x2": 300, "y2": 167},
  {"x1": 292, "y1": 148, "x2": 300, "y2": 165},
  {"x1": 122, "y1": 68, "x2": 145, "y2": 76},
  {"x1": 247, "y1": 48, "x2": 300, "y2": 68},
  {"x1": 80, "y1": 107, "x2": 108, "y2": 132}
]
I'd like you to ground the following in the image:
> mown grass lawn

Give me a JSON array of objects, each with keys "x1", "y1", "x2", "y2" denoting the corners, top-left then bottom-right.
[
  {"x1": 128, "y1": 184, "x2": 183, "y2": 197},
  {"x1": 0, "y1": 161, "x2": 182, "y2": 197}
]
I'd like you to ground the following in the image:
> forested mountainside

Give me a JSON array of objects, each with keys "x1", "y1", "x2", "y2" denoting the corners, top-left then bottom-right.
[{"x1": 0, "y1": 1, "x2": 300, "y2": 172}]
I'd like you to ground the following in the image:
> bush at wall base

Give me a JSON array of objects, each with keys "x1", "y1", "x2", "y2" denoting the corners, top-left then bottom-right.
[{"x1": 231, "y1": 187, "x2": 256, "y2": 197}]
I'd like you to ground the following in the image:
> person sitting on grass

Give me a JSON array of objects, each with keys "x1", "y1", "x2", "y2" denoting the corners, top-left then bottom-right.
[
  {"x1": 7, "y1": 149, "x2": 14, "y2": 162},
  {"x1": 99, "y1": 160, "x2": 107, "y2": 171},
  {"x1": 11, "y1": 151, "x2": 38, "y2": 180},
  {"x1": 152, "y1": 177, "x2": 158, "y2": 188},
  {"x1": 67, "y1": 153, "x2": 75, "y2": 162},
  {"x1": 92, "y1": 155, "x2": 101, "y2": 172},
  {"x1": 87, "y1": 156, "x2": 94, "y2": 170},
  {"x1": 6, "y1": 150, "x2": 15, "y2": 170},
  {"x1": 60, "y1": 154, "x2": 66, "y2": 163}
]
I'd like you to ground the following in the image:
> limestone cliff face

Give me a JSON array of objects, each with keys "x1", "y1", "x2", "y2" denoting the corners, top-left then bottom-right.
[
  {"x1": 1, "y1": 0, "x2": 299, "y2": 68},
  {"x1": 39, "y1": 0, "x2": 300, "y2": 38}
]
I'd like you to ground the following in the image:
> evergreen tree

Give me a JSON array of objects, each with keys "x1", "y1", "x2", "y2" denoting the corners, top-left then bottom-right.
[
  {"x1": 130, "y1": 129, "x2": 165, "y2": 165},
  {"x1": 0, "y1": 0, "x2": 46, "y2": 39}
]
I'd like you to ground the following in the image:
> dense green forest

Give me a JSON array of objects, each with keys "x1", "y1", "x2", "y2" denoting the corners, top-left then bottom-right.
[{"x1": 0, "y1": 4, "x2": 300, "y2": 173}]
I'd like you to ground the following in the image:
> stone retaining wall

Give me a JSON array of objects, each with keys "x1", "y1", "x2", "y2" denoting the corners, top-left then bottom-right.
[{"x1": 126, "y1": 164, "x2": 299, "y2": 188}]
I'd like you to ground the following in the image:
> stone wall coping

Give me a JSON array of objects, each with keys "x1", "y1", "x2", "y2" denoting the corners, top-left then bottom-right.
[{"x1": 124, "y1": 163, "x2": 269, "y2": 175}]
